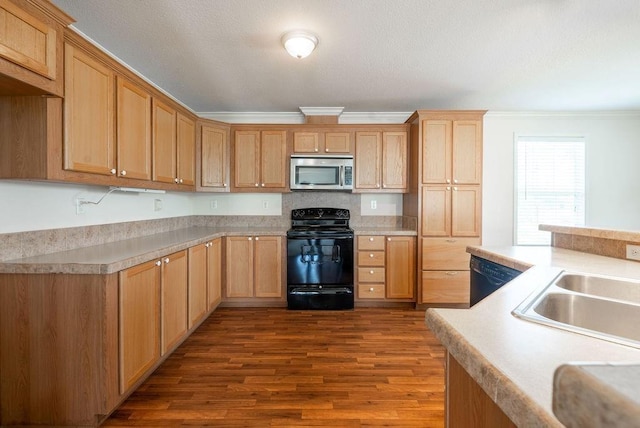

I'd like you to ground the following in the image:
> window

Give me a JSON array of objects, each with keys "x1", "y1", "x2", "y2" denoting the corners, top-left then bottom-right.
[{"x1": 515, "y1": 136, "x2": 586, "y2": 245}]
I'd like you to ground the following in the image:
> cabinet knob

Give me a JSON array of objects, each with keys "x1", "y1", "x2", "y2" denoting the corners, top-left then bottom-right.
[
  {"x1": 369, "y1": 287, "x2": 374, "y2": 292},
  {"x1": 255, "y1": 183, "x2": 259, "y2": 187},
  {"x1": 248, "y1": 237, "x2": 253, "y2": 241},
  {"x1": 120, "y1": 170, "x2": 127, "y2": 176},
  {"x1": 110, "y1": 168, "x2": 116, "y2": 175},
  {"x1": 376, "y1": 184, "x2": 380, "y2": 188},
  {"x1": 446, "y1": 179, "x2": 451, "y2": 184},
  {"x1": 454, "y1": 179, "x2": 458, "y2": 184},
  {"x1": 314, "y1": 148, "x2": 319, "y2": 152},
  {"x1": 369, "y1": 253, "x2": 374, "y2": 258},
  {"x1": 446, "y1": 186, "x2": 451, "y2": 191},
  {"x1": 155, "y1": 260, "x2": 162, "y2": 266},
  {"x1": 223, "y1": 183, "x2": 227, "y2": 187},
  {"x1": 261, "y1": 183, "x2": 265, "y2": 187},
  {"x1": 382, "y1": 184, "x2": 386, "y2": 188},
  {"x1": 325, "y1": 148, "x2": 329, "y2": 152},
  {"x1": 369, "y1": 270, "x2": 374, "y2": 274},
  {"x1": 205, "y1": 242, "x2": 210, "y2": 248},
  {"x1": 164, "y1": 257, "x2": 170, "y2": 264},
  {"x1": 179, "y1": 178, "x2": 184, "y2": 184},
  {"x1": 453, "y1": 187, "x2": 458, "y2": 191},
  {"x1": 255, "y1": 236, "x2": 260, "y2": 241},
  {"x1": 369, "y1": 237, "x2": 374, "y2": 242},
  {"x1": 174, "y1": 178, "x2": 179, "y2": 183}
]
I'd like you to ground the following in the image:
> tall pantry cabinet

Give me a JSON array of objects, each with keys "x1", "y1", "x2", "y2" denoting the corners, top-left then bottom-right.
[{"x1": 404, "y1": 111, "x2": 486, "y2": 307}]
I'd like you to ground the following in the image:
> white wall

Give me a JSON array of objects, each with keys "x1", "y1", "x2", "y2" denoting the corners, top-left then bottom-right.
[{"x1": 482, "y1": 112, "x2": 640, "y2": 246}]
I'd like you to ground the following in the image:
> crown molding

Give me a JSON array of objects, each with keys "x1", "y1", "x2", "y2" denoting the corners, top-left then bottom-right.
[
  {"x1": 197, "y1": 111, "x2": 414, "y2": 124},
  {"x1": 486, "y1": 110, "x2": 640, "y2": 118}
]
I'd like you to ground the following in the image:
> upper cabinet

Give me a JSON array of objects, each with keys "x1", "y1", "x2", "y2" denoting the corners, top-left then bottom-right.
[
  {"x1": 292, "y1": 130, "x2": 352, "y2": 154},
  {"x1": 422, "y1": 119, "x2": 482, "y2": 185},
  {"x1": 354, "y1": 128, "x2": 408, "y2": 193},
  {"x1": 232, "y1": 128, "x2": 287, "y2": 192},
  {"x1": 176, "y1": 112, "x2": 195, "y2": 186},
  {"x1": 63, "y1": 42, "x2": 115, "y2": 176},
  {"x1": 198, "y1": 121, "x2": 230, "y2": 192},
  {"x1": 0, "y1": 0, "x2": 72, "y2": 96},
  {"x1": 116, "y1": 76, "x2": 152, "y2": 180}
]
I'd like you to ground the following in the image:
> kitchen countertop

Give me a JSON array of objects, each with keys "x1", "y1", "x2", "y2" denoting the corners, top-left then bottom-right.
[
  {"x1": 425, "y1": 245, "x2": 640, "y2": 427},
  {"x1": 0, "y1": 226, "x2": 287, "y2": 275}
]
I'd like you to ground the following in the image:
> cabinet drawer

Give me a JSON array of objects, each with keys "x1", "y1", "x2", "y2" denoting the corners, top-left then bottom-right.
[
  {"x1": 422, "y1": 237, "x2": 479, "y2": 270},
  {"x1": 357, "y1": 250, "x2": 385, "y2": 266},
  {"x1": 421, "y1": 270, "x2": 470, "y2": 304},
  {"x1": 358, "y1": 283, "x2": 385, "y2": 299},
  {"x1": 358, "y1": 267, "x2": 385, "y2": 283},
  {"x1": 358, "y1": 235, "x2": 386, "y2": 251}
]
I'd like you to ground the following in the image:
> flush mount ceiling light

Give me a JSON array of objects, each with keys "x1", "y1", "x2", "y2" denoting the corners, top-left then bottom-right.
[{"x1": 282, "y1": 30, "x2": 318, "y2": 59}]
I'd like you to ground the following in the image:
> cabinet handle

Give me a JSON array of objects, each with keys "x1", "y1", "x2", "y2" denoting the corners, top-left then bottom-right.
[
  {"x1": 248, "y1": 237, "x2": 253, "y2": 241},
  {"x1": 164, "y1": 257, "x2": 170, "y2": 264},
  {"x1": 223, "y1": 182, "x2": 227, "y2": 187},
  {"x1": 155, "y1": 260, "x2": 162, "y2": 266},
  {"x1": 254, "y1": 183, "x2": 259, "y2": 187},
  {"x1": 110, "y1": 168, "x2": 116, "y2": 175},
  {"x1": 174, "y1": 178, "x2": 179, "y2": 183},
  {"x1": 446, "y1": 186, "x2": 451, "y2": 191},
  {"x1": 315, "y1": 148, "x2": 319, "y2": 152},
  {"x1": 369, "y1": 270, "x2": 374, "y2": 274},
  {"x1": 376, "y1": 184, "x2": 380, "y2": 188},
  {"x1": 454, "y1": 179, "x2": 458, "y2": 184},
  {"x1": 120, "y1": 170, "x2": 127, "y2": 176},
  {"x1": 387, "y1": 237, "x2": 391, "y2": 241},
  {"x1": 261, "y1": 183, "x2": 265, "y2": 187},
  {"x1": 446, "y1": 179, "x2": 451, "y2": 184},
  {"x1": 369, "y1": 237, "x2": 374, "y2": 242},
  {"x1": 369, "y1": 253, "x2": 374, "y2": 258},
  {"x1": 453, "y1": 187, "x2": 458, "y2": 191},
  {"x1": 255, "y1": 236, "x2": 260, "y2": 241},
  {"x1": 325, "y1": 148, "x2": 329, "y2": 152},
  {"x1": 369, "y1": 287, "x2": 374, "y2": 292},
  {"x1": 382, "y1": 184, "x2": 386, "y2": 188},
  {"x1": 446, "y1": 239, "x2": 457, "y2": 243},
  {"x1": 445, "y1": 271, "x2": 458, "y2": 276},
  {"x1": 179, "y1": 178, "x2": 184, "y2": 184}
]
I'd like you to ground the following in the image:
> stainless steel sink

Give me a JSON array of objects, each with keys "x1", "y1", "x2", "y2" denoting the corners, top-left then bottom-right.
[{"x1": 513, "y1": 271, "x2": 640, "y2": 349}]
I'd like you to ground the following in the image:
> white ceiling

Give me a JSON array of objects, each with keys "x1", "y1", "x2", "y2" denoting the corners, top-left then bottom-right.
[{"x1": 51, "y1": 0, "x2": 640, "y2": 115}]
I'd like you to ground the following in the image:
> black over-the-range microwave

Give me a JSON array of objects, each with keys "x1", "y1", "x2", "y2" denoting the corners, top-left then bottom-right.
[{"x1": 290, "y1": 155, "x2": 354, "y2": 191}]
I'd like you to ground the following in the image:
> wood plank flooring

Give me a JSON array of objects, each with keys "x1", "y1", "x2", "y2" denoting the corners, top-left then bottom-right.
[{"x1": 102, "y1": 307, "x2": 445, "y2": 427}]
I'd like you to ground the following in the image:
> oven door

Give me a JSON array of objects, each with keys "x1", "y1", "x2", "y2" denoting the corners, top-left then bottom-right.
[{"x1": 287, "y1": 236, "x2": 354, "y2": 286}]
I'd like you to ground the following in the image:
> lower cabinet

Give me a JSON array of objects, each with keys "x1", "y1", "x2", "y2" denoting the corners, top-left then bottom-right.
[
  {"x1": 188, "y1": 238, "x2": 223, "y2": 328},
  {"x1": 160, "y1": 250, "x2": 188, "y2": 355},
  {"x1": 357, "y1": 235, "x2": 416, "y2": 301},
  {"x1": 207, "y1": 238, "x2": 223, "y2": 309},
  {"x1": 119, "y1": 259, "x2": 161, "y2": 394},
  {"x1": 225, "y1": 235, "x2": 283, "y2": 300},
  {"x1": 447, "y1": 351, "x2": 516, "y2": 427},
  {"x1": 420, "y1": 237, "x2": 479, "y2": 305}
]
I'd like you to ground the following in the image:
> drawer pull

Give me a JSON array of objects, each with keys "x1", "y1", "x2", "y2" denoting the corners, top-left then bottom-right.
[
  {"x1": 369, "y1": 237, "x2": 374, "y2": 242},
  {"x1": 446, "y1": 239, "x2": 457, "y2": 243},
  {"x1": 369, "y1": 270, "x2": 374, "y2": 274},
  {"x1": 369, "y1": 287, "x2": 374, "y2": 292},
  {"x1": 369, "y1": 253, "x2": 374, "y2": 258},
  {"x1": 445, "y1": 271, "x2": 458, "y2": 276},
  {"x1": 155, "y1": 260, "x2": 162, "y2": 267}
]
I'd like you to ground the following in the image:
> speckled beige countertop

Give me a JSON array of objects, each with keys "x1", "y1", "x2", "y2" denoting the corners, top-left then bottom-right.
[
  {"x1": 0, "y1": 226, "x2": 287, "y2": 274},
  {"x1": 425, "y1": 245, "x2": 640, "y2": 427}
]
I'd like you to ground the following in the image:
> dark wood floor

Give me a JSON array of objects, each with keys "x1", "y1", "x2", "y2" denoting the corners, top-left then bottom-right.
[{"x1": 102, "y1": 307, "x2": 445, "y2": 427}]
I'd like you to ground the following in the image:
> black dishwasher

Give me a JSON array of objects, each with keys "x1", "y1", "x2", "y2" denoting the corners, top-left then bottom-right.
[{"x1": 470, "y1": 255, "x2": 522, "y2": 306}]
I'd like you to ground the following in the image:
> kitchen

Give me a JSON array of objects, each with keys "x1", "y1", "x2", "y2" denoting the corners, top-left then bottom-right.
[{"x1": 2, "y1": 0, "x2": 640, "y2": 426}]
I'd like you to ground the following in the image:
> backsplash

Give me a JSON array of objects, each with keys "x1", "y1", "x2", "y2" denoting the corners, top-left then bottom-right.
[
  {"x1": 0, "y1": 193, "x2": 411, "y2": 261},
  {"x1": 542, "y1": 224, "x2": 640, "y2": 262}
]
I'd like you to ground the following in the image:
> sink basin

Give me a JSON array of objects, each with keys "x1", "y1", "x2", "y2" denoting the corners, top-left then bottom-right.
[
  {"x1": 555, "y1": 273, "x2": 640, "y2": 304},
  {"x1": 513, "y1": 271, "x2": 640, "y2": 349}
]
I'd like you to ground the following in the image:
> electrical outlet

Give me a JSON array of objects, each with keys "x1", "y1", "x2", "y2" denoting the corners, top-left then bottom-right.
[
  {"x1": 371, "y1": 200, "x2": 377, "y2": 210},
  {"x1": 262, "y1": 200, "x2": 269, "y2": 209},
  {"x1": 75, "y1": 197, "x2": 86, "y2": 215},
  {"x1": 154, "y1": 199, "x2": 163, "y2": 211},
  {"x1": 211, "y1": 200, "x2": 218, "y2": 210},
  {"x1": 626, "y1": 244, "x2": 640, "y2": 261}
]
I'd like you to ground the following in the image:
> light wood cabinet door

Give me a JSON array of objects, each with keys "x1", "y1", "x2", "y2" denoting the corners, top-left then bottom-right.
[
  {"x1": 260, "y1": 131, "x2": 287, "y2": 189},
  {"x1": 177, "y1": 112, "x2": 195, "y2": 186},
  {"x1": 160, "y1": 250, "x2": 188, "y2": 355},
  {"x1": 233, "y1": 130, "x2": 260, "y2": 188},
  {"x1": 293, "y1": 131, "x2": 320, "y2": 153},
  {"x1": 63, "y1": 43, "x2": 115, "y2": 175},
  {"x1": 324, "y1": 132, "x2": 351, "y2": 153},
  {"x1": 207, "y1": 238, "x2": 222, "y2": 308},
  {"x1": 422, "y1": 120, "x2": 452, "y2": 184},
  {"x1": 225, "y1": 236, "x2": 254, "y2": 297},
  {"x1": 119, "y1": 259, "x2": 160, "y2": 394},
  {"x1": 152, "y1": 98, "x2": 176, "y2": 184},
  {"x1": 422, "y1": 270, "x2": 470, "y2": 304},
  {"x1": 382, "y1": 131, "x2": 407, "y2": 190},
  {"x1": 188, "y1": 244, "x2": 208, "y2": 329},
  {"x1": 452, "y1": 120, "x2": 482, "y2": 185},
  {"x1": 452, "y1": 185, "x2": 481, "y2": 237},
  {"x1": 201, "y1": 124, "x2": 228, "y2": 189},
  {"x1": 386, "y1": 236, "x2": 415, "y2": 299},
  {"x1": 254, "y1": 236, "x2": 282, "y2": 298},
  {"x1": 421, "y1": 186, "x2": 451, "y2": 237},
  {"x1": 0, "y1": 0, "x2": 57, "y2": 79},
  {"x1": 116, "y1": 76, "x2": 151, "y2": 180},
  {"x1": 355, "y1": 131, "x2": 381, "y2": 189}
]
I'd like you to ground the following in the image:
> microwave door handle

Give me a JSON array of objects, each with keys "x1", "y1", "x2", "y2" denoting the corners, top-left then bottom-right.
[{"x1": 339, "y1": 165, "x2": 344, "y2": 187}]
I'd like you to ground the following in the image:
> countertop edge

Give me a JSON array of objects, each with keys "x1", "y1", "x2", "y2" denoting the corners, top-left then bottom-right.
[{"x1": 425, "y1": 308, "x2": 561, "y2": 427}]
